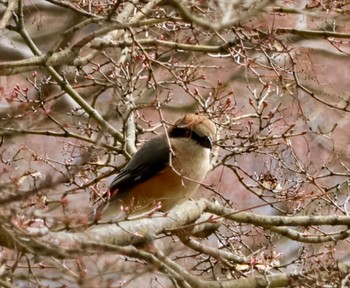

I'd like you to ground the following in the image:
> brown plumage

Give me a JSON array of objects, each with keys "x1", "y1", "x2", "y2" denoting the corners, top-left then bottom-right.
[{"x1": 95, "y1": 114, "x2": 216, "y2": 221}]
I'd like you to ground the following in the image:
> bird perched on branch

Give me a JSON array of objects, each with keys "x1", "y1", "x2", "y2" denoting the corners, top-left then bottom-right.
[{"x1": 94, "y1": 114, "x2": 216, "y2": 221}]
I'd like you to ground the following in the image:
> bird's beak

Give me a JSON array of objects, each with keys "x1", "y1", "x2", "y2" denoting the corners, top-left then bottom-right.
[{"x1": 200, "y1": 136, "x2": 212, "y2": 149}]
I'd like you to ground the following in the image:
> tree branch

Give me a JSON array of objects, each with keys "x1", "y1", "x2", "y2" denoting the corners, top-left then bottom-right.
[
  {"x1": 0, "y1": 0, "x2": 18, "y2": 35},
  {"x1": 13, "y1": 0, "x2": 125, "y2": 145}
]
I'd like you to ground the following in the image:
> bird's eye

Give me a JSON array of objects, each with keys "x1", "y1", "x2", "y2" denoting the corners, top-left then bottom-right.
[{"x1": 198, "y1": 136, "x2": 212, "y2": 149}]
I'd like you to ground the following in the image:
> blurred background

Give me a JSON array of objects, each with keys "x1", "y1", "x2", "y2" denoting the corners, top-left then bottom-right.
[{"x1": 0, "y1": 0, "x2": 350, "y2": 287}]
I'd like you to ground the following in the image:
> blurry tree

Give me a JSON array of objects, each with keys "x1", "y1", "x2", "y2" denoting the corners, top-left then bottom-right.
[{"x1": 0, "y1": 0, "x2": 350, "y2": 287}]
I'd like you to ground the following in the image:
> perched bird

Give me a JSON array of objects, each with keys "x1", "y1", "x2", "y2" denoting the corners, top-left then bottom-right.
[{"x1": 95, "y1": 114, "x2": 216, "y2": 221}]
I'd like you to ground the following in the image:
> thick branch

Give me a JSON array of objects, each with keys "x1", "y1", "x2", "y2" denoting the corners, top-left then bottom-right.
[
  {"x1": 277, "y1": 28, "x2": 350, "y2": 39},
  {"x1": 3, "y1": 199, "x2": 348, "y2": 258},
  {"x1": 90, "y1": 37, "x2": 238, "y2": 52},
  {"x1": 204, "y1": 200, "x2": 350, "y2": 227}
]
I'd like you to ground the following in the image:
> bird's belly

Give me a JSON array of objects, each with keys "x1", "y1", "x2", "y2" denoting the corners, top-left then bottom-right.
[
  {"x1": 122, "y1": 165, "x2": 203, "y2": 211},
  {"x1": 103, "y1": 144, "x2": 211, "y2": 219}
]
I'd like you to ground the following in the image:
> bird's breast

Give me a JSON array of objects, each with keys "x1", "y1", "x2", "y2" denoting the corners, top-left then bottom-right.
[
  {"x1": 170, "y1": 137, "x2": 211, "y2": 181},
  {"x1": 103, "y1": 138, "x2": 211, "y2": 218},
  {"x1": 135, "y1": 137, "x2": 210, "y2": 206}
]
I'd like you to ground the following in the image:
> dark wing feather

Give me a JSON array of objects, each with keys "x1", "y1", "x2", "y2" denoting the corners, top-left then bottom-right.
[{"x1": 109, "y1": 136, "x2": 170, "y2": 197}]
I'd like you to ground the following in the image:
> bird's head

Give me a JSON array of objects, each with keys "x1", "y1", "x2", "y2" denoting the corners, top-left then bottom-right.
[{"x1": 169, "y1": 114, "x2": 216, "y2": 149}]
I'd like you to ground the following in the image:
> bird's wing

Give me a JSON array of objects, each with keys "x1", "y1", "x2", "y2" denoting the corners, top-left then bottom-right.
[{"x1": 109, "y1": 136, "x2": 170, "y2": 198}]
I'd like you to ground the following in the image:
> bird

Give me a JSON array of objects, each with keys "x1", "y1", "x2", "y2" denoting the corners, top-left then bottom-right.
[{"x1": 94, "y1": 114, "x2": 216, "y2": 221}]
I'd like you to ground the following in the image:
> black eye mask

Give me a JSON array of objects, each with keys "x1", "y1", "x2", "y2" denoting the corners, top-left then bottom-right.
[{"x1": 169, "y1": 127, "x2": 212, "y2": 149}]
